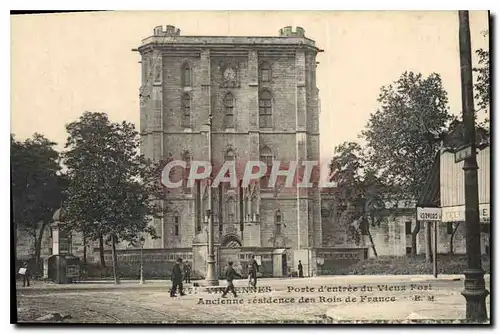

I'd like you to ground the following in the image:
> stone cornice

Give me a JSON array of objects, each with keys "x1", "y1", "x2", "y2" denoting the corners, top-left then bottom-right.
[
  {"x1": 141, "y1": 130, "x2": 321, "y2": 136},
  {"x1": 137, "y1": 38, "x2": 321, "y2": 54}
]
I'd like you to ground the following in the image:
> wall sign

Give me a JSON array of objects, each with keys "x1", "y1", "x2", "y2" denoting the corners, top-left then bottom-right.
[
  {"x1": 442, "y1": 204, "x2": 490, "y2": 223},
  {"x1": 416, "y1": 207, "x2": 442, "y2": 221}
]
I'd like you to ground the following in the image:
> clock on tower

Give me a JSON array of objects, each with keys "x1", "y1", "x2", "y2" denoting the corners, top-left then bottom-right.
[{"x1": 224, "y1": 67, "x2": 236, "y2": 81}]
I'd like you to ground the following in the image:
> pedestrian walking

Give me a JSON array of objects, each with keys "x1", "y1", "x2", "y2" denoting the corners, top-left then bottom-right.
[
  {"x1": 247, "y1": 255, "x2": 259, "y2": 288},
  {"x1": 170, "y1": 258, "x2": 185, "y2": 297},
  {"x1": 298, "y1": 260, "x2": 304, "y2": 278},
  {"x1": 222, "y1": 261, "x2": 242, "y2": 298},
  {"x1": 184, "y1": 261, "x2": 191, "y2": 284},
  {"x1": 19, "y1": 261, "x2": 30, "y2": 287}
]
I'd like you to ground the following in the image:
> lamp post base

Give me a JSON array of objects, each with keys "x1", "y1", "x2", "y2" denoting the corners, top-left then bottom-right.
[
  {"x1": 204, "y1": 258, "x2": 219, "y2": 287},
  {"x1": 140, "y1": 267, "x2": 144, "y2": 284},
  {"x1": 461, "y1": 268, "x2": 489, "y2": 322}
]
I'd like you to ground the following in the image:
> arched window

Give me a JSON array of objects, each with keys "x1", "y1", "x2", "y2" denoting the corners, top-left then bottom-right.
[
  {"x1": 223, "y1": 92, "x2": 235, "y2": 128},
  {"x1": 174, "y1": 213, "x2": 180, "y2": 236},
  {"x1": 259, "y1": 146, "x2": 273, "y2": 167},
  {"x1": 259, "y1": 90, "x2": 272, "y2": 128},
  {"x1": 260, "y1": 62, "x2": 271, "y2": 82},
  {"x1": 181, "y1": 62, "x2": 191, "y2": 87},
  {"x1": 182, "y1": 94, "x2": 191, "y2": 128},
  {"x1": 275, "y1": 209, "x2": 283, "y2": 235}
]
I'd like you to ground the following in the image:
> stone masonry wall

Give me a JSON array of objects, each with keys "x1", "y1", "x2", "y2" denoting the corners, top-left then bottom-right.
[{"x1": 139, "y1": 27, "x2": 322, "y2": 251}]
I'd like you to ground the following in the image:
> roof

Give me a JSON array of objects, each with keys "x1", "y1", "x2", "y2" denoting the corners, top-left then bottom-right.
[{"x1": 136, "y1": 25, "x2": 322, "y2": 53}]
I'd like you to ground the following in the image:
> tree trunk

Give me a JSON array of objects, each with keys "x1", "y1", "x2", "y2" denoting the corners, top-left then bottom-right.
[
  {"x1": 111, "y1": 234, "x2": 120, "y2": 284},
  {"x1": 34, "y1": 228, "x2": 43, "y2": 272},
  {"x1": 367, "y1": 228, "x2": 378, "y2": 257},
  {"x1": 411, "y1": 221, "x2": 421, "y2": 257},
  {"x1": 99, "y1": 233, "x2": 106, "y2": 268},
  {"x1": 83, "y1": 232, "x2": 87, "y2": 264},
  {"x1": 425, "y1": 222, "x2": 433, "y2": 263},
  {"x1": 14, "y1": 223, "x2": 18, "y2": 256},
  {"x1": 449, "y1": 223, "x2": 460, "y2": 255},
  {"x1": 35, "y1": 221, "x2": 53, "y2": 276}
]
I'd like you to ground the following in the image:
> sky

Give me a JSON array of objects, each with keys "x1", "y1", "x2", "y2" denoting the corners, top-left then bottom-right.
[{"x1": 11, "y1": 11, "x2": 489, "y2": 161}]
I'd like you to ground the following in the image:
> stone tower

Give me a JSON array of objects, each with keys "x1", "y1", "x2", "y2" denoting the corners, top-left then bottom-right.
[{"x1": 136, "y1": 25, "x2": 323, "y2": 269}]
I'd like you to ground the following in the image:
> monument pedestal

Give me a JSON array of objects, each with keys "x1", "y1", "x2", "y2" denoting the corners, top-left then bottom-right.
[
  {"x1": 192, "y1": 231, "x2": 220, "y2": 279},
  {"x1": 46, "y1": 208, "x2": 80, "y2": 283}
]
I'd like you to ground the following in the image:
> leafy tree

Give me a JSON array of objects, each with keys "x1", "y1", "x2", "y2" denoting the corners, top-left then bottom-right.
[
  {"x1": 62, "y1": 112, "x2": 164, "y2": 283},
  {"x1": 361, "y1": 71, "x2": 453, "y2": 256},
  {"x1": 11, "y1": 133, "x2": 65, "y2": 272},
  {"x1": 328, "y1": 142, "x2": 389, "y2": 256},
  {"x1": 473, "y1": 31, "x2": 490, "y2": 114}
]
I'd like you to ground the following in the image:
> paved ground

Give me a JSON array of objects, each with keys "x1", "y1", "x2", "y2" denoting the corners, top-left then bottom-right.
[{"x1": 15, "y1": 275, "x2": 491, "y2": 324}]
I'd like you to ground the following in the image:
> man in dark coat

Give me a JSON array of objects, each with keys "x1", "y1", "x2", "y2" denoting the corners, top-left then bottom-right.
[
  {"x1": 247, "y1": 255, "x2": 259, "y2": 288},
  {"x1": 222, "y1": 261, "x2": 242, "y2": 298},
  {"x1": 298, "y1": 260, "x2": 304, "y2": 278},
  {"x1": 170, "y1": 258, "x2": 185, "y2": 297}
]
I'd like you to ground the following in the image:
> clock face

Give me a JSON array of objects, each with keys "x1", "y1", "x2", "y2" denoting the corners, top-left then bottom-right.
[{"x1": 224, "y1": 68, "x2": 236, "y2": 81}]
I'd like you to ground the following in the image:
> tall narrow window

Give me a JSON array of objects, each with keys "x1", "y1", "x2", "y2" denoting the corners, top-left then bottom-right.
[
  {"x1": 182, "y1": 94, "x2": 191, "y2": 128},
  {"x1": 174, "y1": 215, "x2": 180, "y2": 236},
  {"x1": 223, "y1": 92, "x2": 235, "y2": 128},
  {"x1": 275, "y1": 210, "x2": 283, "y2": 235},
  {"x1": 182, "y1": 63, "x2": 191, "y2": 87},
  {"x1": 259, "y1": 90, "x2": 272, "y2": 128},
  {"x1": 251, "y1": 195, "x2": 258, "y2": 216},
  {"x1": 260, "y1": 62, "x2": 271, "y2": 82},
  {"x1": 182, "y1": 151, "x2": 191, "y2": 194},
  {"x1": 227, "y1": 197, "x2": 236, "y2": 222}
]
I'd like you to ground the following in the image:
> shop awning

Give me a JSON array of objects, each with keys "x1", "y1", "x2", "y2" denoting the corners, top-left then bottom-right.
[{"x1": 417, "y1": 151, "x2": 440, "y2": 208}]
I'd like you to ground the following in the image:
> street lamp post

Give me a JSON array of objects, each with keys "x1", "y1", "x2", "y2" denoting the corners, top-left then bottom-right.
[
  {"x1": 203, "y1": 114, "x2": 218, "y2": 286},
  {"x1": 458, "y1": 10, "x2": 489, "y2": 322},
  {"x1": 139, "y1": 236, "x2": 145, "y2": 284}
]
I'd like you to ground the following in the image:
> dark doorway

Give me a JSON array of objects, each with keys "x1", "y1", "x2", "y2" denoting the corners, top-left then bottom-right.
[{"x1": 281, "y1": 253, "x2": 287, "y2": 276}]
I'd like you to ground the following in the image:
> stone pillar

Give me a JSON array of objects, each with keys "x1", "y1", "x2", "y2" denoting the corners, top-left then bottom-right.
[
  {"x1": 248, "y1": 50, "x2": 259, "y2": 131},
  {"x1": 247, "y1": 49, "x2": 260, "y2": 247},
  {"x1": 295, "y1": 50, "x2": 309, "y2": 249},
  {"x1": 200, "y1": 49, "x2": 211, "y2": 122},
  {"x1": 296, "y1": 136, "x2": 309, "y2": 249},
  {"x1": 140, "y1": 50, "x2": 164, "y2": 249},
  {"x1": 295, "y1": 51, "x2": 307, "y2": 131}
]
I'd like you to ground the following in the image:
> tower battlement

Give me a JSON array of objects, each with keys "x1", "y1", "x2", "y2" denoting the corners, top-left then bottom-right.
[
  {"x1": 279, "y1": 26, "x2": 306, "y2": 37},
  {"x1": 153, "y1": 25, "x2": 181, "y2": 36}
]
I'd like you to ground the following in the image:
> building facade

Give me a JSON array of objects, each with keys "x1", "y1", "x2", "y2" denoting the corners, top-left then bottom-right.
[
  {"x1": 320, "y1": 195, "x2": 421, "y2": 258},
  {"x1": 137, "y1": 25, "x2": 324, "y2": 276},
  {"x1": 435, "y1": 144, "x2": 490, "y2": 255}
]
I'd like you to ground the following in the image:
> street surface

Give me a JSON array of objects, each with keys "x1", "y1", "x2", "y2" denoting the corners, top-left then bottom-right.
[{"x1": 15, "y1": 275, "x2": 491, "y2": 324}]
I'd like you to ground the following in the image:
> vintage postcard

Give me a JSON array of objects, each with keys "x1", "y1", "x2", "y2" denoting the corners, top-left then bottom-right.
[{"x1": 11, "y1": 10, "x2": 491, "y2": 324}]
